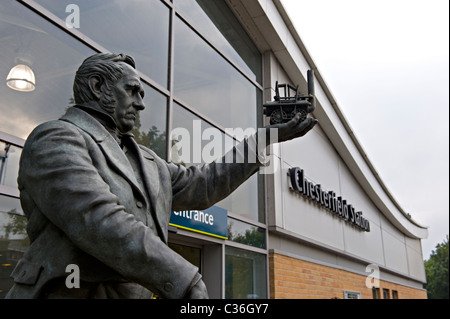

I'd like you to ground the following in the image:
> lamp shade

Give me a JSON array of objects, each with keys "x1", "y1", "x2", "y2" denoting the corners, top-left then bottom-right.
[{"x1": 6, "y1": 64, "x2": 36, "y2": 92}]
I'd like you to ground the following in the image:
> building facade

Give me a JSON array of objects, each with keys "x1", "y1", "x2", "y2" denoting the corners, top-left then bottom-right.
[{"x1": 0, "y1": 0, "x2": 428, "y2": 299}]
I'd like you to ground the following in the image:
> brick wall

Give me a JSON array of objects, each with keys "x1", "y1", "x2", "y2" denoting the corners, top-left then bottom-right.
[{"x1": 269, "y1": 252, "x2": 427, "y2": 299}]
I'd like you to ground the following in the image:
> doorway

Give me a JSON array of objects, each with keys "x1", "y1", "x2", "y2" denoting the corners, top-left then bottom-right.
[{"x1": 168, "y1": 236, "x2": 223, "y2": 298}]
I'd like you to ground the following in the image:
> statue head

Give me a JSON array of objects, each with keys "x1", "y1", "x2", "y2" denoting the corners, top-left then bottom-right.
[
  {"x1": 73, "y1": 53, "x2": 135, "y2": 110},
  {"x1": 73, "y1": 53, "x2": 146, "y2": 133}
]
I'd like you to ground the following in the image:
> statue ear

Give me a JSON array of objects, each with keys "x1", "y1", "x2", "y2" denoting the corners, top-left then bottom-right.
[{"x1": 88, "y1": 75, "x2": 104, "y2": 101}]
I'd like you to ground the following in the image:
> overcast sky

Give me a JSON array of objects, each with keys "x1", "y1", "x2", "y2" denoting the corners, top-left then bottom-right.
[{"x1": 281, "y1": 0, "x2": 449, "y2": 259}]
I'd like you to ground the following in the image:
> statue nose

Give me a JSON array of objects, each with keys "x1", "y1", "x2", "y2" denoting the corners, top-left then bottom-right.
[{"x1": 134, "y1": 97, "x2": 145, "y2": 111}]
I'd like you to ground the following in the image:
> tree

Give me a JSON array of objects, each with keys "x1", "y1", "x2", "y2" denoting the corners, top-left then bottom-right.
[
  {"x1": 3, "y1": 209, "x2": 27, "y2": 238},
  {"x1": 424, "y1": 235, "x2": 449, "y2": 299}
]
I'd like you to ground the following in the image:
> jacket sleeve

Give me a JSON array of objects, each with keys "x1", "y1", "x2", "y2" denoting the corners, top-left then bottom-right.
[
  {"x1": 170, "y1": 134, "x2": 263, "y2": 211},
  {"x1": 19, "y1": 120, "x2": 198, "y2": 299}
]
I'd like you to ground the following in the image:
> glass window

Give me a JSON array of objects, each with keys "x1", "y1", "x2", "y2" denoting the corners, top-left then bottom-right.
[
  {"x1": 372, "y1": 287, "x2": 380, "y2": 299},
  {"x1": 225, "y1": 246, "x2": 266, "y2": 299},
  {"x1": 383, "y1": 288, "x2": 390, "y2": 299},
  {"x1": 0, "y1": 0, "x2": 95, "y2": 140},
  {"x1": 0, "y1": 142, "x2": 22, "y2": 190},
  {"x1": 344, "y1": 291, "x2": 362, "y2": 299},
  {"x1": 0, "y1": 195, "x2": 29, "y2": 298},
  {"x1": 131, "y1": 84, "x2": 167, "y2": 159},
  {"x1": 172, "y1": 104, "x2": 259, "y2": 221},
  {"x1": 392, "y1": 290, "x2": 398, "y2": 299},
  {"x1": 174, "y1": 17, "x2": 259, "y2": 130},
  {"x1": 174, "y1": 0, "x2": 262, "y2": 83},
  {"x1": 35, "y1": 0, "x2": 171, "y2": 88},
  {"x1": 171, "y1": 103, "x2": 231, "y2": 166},
  {"x1": 227, "y1": 218, "x2": 265, "y2": 249}
]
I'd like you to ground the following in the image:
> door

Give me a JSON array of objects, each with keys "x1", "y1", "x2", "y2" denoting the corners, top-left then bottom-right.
[{"x1": 168, "y1": 239, "x2": 223, "y2": 298}]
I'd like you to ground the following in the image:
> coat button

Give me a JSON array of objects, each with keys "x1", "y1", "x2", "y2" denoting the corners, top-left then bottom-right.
[
  {"x1": 164, "y1": 282, "x2": 173, "y2": 292},
  {"x1": 136, "y1": 201, "x2": 143, "y2": 208}
]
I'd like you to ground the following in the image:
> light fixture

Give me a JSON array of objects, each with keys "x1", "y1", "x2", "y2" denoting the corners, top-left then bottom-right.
[{"x1": 6, "y1": 63, "x2": 36, "y2": 92}]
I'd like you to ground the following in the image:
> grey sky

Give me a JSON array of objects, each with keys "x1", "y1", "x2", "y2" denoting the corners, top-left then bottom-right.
[{"x1": 281, "y1": 0, "x2": 449, "y2": 259}]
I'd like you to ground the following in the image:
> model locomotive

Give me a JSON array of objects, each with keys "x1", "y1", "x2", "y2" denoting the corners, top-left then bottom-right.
[{"x1": 263, "y1": 69, "x2": 316, "y2": 125}]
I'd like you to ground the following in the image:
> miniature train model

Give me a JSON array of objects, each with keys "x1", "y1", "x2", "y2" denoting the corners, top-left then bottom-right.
[{"x1": 263, "y1": 69, "x2": 316, "y2": 125}]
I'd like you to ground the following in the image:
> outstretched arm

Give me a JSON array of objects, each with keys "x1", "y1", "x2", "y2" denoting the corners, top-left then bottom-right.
[{"x1": 170, "y1": 115, "x2": 317, "y2": 211}]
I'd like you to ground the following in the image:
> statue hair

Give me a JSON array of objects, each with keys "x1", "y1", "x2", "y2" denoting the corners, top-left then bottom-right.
[{"x1": 73, "y1": 53, "x2": 136, "y2": 109}]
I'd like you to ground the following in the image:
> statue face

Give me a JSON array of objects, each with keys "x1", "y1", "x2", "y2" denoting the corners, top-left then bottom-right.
[{"x1": 109, "y1": 63, "x2": 146, "y2": 133}]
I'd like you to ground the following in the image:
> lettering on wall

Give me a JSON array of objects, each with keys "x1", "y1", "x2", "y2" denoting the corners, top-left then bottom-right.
[{"x1": 288, "y1": 167, "x2": 370, "y2": 232}]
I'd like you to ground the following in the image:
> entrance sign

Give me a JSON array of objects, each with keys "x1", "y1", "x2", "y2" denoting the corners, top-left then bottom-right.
[
  {"x1": 170, "y1": 206, "x2": 228, "y2": 239},
  {"x1": 288, "y1": 167, "x2": 370, "y2": 232}
]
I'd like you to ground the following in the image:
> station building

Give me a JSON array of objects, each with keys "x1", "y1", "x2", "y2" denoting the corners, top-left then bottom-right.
[{"x1": 0, "y1": 0, "x2": 428, "y2": 299}]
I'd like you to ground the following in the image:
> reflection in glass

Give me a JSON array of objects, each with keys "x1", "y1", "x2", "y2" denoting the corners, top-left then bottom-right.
[
  {"x1": 0, "y1": 0, "x2": 95, "y2": 140},
  {"x1": 228, "y1": 218, "x2": 265, "y2": 249},
  {"x1": 0, "y1": 195, "x2": 29, "y2": 298},
  {"x1": 168, "y1": 243, "x2": 201, "y2": 273},
  {"x1": 171, "y1": 103, "x2": 232, "y2": 166},
  {"x1": 6, "y1": 64, "x2": 36, "y2": 92},
  {"x1": 174, "y1": 17, "x2": 259, "y2": 130},
  {"x1": 35, "y1": 0, "x2": 171, "y2": 88},
  {"x1": 171, "y1": 104, "x2": 259, "y2": 221},
  {"x1": 0, "y1": 142, "x2": 22, "y2": 190},
  {"x1": 174, "y1": 0, "x2": 262, "y2": 83},
  {"x1": 225, "y1": 246, "x2": 267, "y2": 299},
  {"x1": 130, "y1": 84, "x2": 167, "y2": 159}
]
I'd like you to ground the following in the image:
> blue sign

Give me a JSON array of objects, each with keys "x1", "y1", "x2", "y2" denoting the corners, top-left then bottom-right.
[{"x1": 170, "y1": 206, "x2": 228, "y2": 239}]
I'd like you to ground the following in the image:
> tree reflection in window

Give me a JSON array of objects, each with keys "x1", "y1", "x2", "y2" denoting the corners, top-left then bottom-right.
[
  {"x1": 130, "y1": 113, "x2": 166, "y2": 159},
  {"x1": 227, "y1": 218, "x2": 265, "y2": 249}
]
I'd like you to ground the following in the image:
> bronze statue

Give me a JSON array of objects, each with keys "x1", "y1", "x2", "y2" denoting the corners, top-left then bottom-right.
[{"x1": 6, "y1": 53, "x2": 317, "y2": 299}]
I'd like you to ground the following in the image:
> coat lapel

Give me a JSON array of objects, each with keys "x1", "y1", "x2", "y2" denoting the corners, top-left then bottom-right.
[
  {"x1": 60, "y1": 107, "x2": 145, "y2": 197},
  {"x1": 98, "y1": 137, "x2": 145, "y2": 196},
  {"x1": 125, "y1": 138, "x2": 166, "y2": 242}
]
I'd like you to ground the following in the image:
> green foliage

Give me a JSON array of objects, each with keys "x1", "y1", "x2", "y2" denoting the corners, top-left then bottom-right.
[
  {"x1": 229, "y1": 228, "x2": 265, "y2": 249},
  {"x1": 3, "y1": 209, "x2": 27, "y2": 237},
  {"x1": 424, "y1": 235, "x2": 449, "y2": 299},
  {"x1": 130, "y1": 113, "x2": 167, "y2": 159}
]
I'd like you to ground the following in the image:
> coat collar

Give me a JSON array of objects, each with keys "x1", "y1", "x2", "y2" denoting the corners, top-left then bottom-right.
[{"x1": 60, "y1": 106, "x2": 112, "y2": 143}]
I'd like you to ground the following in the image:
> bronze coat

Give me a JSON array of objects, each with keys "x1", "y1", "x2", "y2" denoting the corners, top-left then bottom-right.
[{"x1": 6, "y1": 107, "x2": 260, "y2": 299}]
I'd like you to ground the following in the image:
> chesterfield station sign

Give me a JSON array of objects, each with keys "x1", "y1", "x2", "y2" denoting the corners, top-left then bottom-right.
[{"x1": 288, "y1": 167, "x2": 370, "y2": 232}]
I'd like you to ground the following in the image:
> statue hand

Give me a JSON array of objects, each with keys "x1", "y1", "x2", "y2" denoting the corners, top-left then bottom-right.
[
  {"x1": 185, "y1": 279, "x2": 209, "y2": 299},
  {"x1": 264, "y1": 114, "x2": 318, "y2": 144}
]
